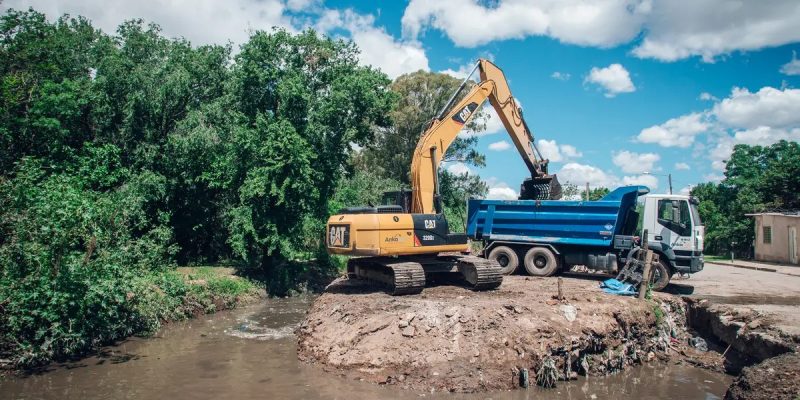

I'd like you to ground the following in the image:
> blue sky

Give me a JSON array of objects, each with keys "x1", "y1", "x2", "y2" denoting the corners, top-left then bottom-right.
[{"x1": 8, "y1": 0, "x2": 800, "y2": 198}]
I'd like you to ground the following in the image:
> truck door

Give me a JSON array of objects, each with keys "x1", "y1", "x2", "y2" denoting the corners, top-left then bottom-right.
[{"x1": 655, "y1": 199, "x2": 693, "y2": 252}]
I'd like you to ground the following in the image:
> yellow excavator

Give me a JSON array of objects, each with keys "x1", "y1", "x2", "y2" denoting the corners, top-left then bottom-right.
[{"x1": 326, "y1": 59, "x2": 561, "y2": 295}]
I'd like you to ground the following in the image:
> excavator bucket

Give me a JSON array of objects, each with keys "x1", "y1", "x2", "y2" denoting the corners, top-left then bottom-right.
[{"x1": 519, "y1": 175, "x2": 562, "y2": 200}]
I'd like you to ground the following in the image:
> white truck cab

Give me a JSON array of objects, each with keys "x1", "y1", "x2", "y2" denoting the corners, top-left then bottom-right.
[{"x1": 641, "y1": 194, "x2": 705, "y2": 275}]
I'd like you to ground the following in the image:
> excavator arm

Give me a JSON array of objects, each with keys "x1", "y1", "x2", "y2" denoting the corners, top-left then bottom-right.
[{"x1": 410, "y1": 59, "x2": 561, "y2": 214}]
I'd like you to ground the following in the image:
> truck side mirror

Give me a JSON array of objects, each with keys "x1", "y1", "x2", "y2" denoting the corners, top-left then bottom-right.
[{"x1": 672, "y1": 201, "x2": 682, "y2": 224}]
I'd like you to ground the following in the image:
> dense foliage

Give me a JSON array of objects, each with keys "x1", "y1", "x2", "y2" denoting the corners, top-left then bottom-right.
[
  {"x1": 0, "y1": 9, "x2": 395, "y2": 366},
  {"x1": 691, "y1": 140, "x2": 800, "y2": 256}
]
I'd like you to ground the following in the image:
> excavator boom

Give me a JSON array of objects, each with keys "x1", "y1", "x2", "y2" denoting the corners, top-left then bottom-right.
[{"x1": 410, "y1": 59, "x2": 560, "y2": 214}]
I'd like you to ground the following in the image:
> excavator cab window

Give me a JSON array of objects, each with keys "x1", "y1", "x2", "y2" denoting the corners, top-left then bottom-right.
[{"x1": 381, "y1": 189, "x2": 412, "y2": 213}]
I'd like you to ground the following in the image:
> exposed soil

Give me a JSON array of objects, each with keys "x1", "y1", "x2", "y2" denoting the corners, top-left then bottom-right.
[
  {"x1": 724, "y1": 352, "x2": 800, "y2": 400},
  {"x1": 297, "y1": 275, "x2": 687, "y2": 393}
]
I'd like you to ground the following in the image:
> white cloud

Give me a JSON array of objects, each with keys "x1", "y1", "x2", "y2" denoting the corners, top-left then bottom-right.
[
  {"x1": 401, "y1": 0, "x2": 800, "y2": 63},
  {"x1": 637, "y1": 112, "x2": 710, "y2": 148},
  {"x1": 6, "y1": 2, "x2": 429, "y2": 80},
  {"x1": 679, "y1": 185, "x2": 693, "y2": 195},
  {"x1": 286, "y1": 0, "x2": 320, "y2": 12},
  {"x1": 699, "y1": 92, "x2": 717, "y2": 101},
  {"x1": 488, "y1": 140, "x2": 511, "y2": 151},
  {"x1": 537, "y1": 139, "x2": 583, "y2": 162},
  {"x1": 402, "y1": 0, "x2": 648, "y2": 48},
  {"x1": 446, "y1": 162, "x2": 473, "y2": 176},
  {"x1": 4, "y1": 0, "x2": 295, "y2": 46},
  {"x1": 713, "y1": 87, "x2": 800, "y2": 129},
  {"x1": 622, "y1": 174, "x2": 658, "y2": 190},
  {"x1": 585, "y1": 64, "x2": 635, "y2": 97},
  {"x1": 612, "y1": 151, "x2": 660, "y2": 174},
  {"x1": 709, "y1": 127, "x2": 800, "y2": 171},
  {"x1": 481, "y1": 107, "x2": 506, "y2": 136},
  {"x1": 560, "y1": 144, "x2": 582, "y2": 158},
  {"x1": 641, "y1": 86, "x2": 800, "y2": 172},
  {"x1": 703, "y1": 173, "x2": 724, "y2": 183},
  {"x1": 557, "y1": 162, "x2": 619, "y2": 189},
  {"x1": 318, "y1": 10, "x2": 429, "y2": 79},
  {"x1": 781, "y1": 51, "x2": 800, "y2": 76},
  {"x1": 632, "y1": 0, "x2": 800, "y2": 62},
  {"x1": 488, "y1": 187, "x2": 519, "y2": 200},
  {"x1": 484, "y1": 177, "x2": 518, "y2": 200},
  {"x1": 440, "y1": 62, "x2": 478, "y2": 80},
  {"x1": 675, "y1": 162, "x2": 690, "y2": 171},
  {"x1": 551, "y1": 71, "x2": 571, "y2": 81}
]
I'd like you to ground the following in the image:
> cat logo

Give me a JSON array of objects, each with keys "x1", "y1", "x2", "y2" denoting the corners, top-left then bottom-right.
[
  {"x1": 328, "y1": 225, "x2": 349, "y2": 248},
  {"x1": 451, "y1": 102, "x2": 479, "y2": 125}
]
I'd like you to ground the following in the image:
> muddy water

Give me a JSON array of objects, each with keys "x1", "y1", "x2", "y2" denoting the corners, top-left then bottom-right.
[{"x1": 1, "y1": 296, "x2": 731, "y2": 400}]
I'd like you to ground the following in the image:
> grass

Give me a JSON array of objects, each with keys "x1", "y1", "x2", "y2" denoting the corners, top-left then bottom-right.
[{"x1": 1, "y1": 266, "x2": 263, "y2": 368}]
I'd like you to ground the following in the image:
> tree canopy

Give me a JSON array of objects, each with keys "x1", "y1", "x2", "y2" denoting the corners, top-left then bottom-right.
[{"x1": 691, "y1": 140, "x2": 800, "y2": 256}]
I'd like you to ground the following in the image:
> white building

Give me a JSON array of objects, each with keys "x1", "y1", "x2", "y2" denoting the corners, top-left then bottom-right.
[{"x1": 747, "y1": 213, "x2": 800, "y2": 265}]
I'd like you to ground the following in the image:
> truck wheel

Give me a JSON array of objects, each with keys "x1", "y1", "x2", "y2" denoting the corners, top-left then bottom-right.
[
  {"x1": 488, "y1": 246, "x2": 519, "y2": 275},
  {"x1": 524, "y1": 247, "x2": 559, "y2": 277},
  {"x1": 650, "y1": 260, "x2": 672, "y2": 291}
]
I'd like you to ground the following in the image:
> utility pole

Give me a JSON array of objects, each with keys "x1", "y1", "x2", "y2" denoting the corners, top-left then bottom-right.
[
  {"x1": 668, "y1": 174, "x2": 673, "y2": 195},
  {"x1": 585, "y1": 182, "x2": 590, "y2": 201}
]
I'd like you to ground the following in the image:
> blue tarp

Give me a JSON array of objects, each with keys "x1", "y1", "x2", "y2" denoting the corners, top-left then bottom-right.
[{"x1": 600, "y1": 278, "x2": 636, "y2": 296}]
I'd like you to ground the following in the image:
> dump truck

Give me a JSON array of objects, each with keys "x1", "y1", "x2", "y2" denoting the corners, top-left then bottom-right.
[{"x1": 467, "y1": 186, "x2": 704, "y2": 290}]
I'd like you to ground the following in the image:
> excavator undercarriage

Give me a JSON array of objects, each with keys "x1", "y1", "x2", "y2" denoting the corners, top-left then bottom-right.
[{"x1": 346, "y1": 255, "x2": 502, "y2": 295}]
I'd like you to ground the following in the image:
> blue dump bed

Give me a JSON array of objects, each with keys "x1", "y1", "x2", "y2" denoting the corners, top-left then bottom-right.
[{"x1": 466, "y1": 186, "x2": 648, "y2": 248}]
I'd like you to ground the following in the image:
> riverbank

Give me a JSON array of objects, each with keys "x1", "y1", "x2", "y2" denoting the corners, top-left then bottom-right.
[
  {"x1": 297, "y1": 275, "x2": 713, "y2": 393},
  {"x1": 297, "y1": 266, "x2": 800, "y2": 396},
  {"x1": 0, "y1": 266, "x2": 263, "y2": 370},
  {"x1": 0, "y1": 298, "x2": 732, "y2": 400}
]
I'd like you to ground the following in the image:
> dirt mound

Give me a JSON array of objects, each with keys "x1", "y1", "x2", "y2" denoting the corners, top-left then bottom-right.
[
  {"x1": 724, "y1": 352, "x2": 800, "y2": 400},
  {"x1": 296, "y1": 275, "x2": 673, "y2": 393}
]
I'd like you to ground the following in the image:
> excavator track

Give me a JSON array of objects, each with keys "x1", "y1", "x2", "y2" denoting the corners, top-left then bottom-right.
[
  {"x1": 456, "y1": 255, "x2": 503, "y2": 291},
  {"x1": 347, "y1": 258, "x2": 426, "y2": 295}
]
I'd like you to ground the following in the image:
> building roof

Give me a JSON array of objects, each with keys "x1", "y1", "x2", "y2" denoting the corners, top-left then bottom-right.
[{"x1": 745, "y1": 212, "x2": 800, "y2": 218}]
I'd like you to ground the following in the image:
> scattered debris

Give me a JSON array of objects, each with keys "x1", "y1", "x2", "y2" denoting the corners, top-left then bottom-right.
[
  {"x1": 536, "y1": 356, "x2": 558, "y2": 388},
  {"x1": 689, "y1": 337, "x2": 708, "y2": 352}
]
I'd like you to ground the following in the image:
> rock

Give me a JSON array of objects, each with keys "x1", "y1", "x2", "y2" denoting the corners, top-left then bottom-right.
[
  {"x1": 399, "y1": 320, "x2": 409, "y2": 328},
  {"x1": 444, "y1": 307, "x2": 458, "y2": 318},
  {"x1": 560, "y1": 304, "x2": 578, "y2": 322},
  {"x1": 747, "y1": 319, "x2": 761, "y2": 330},
  {"x1": 402, "y1": 326, "x2": 416, "y2": 337},
  {"x1": 546, "y1": 299, "x2": 558, "y2": 306},
  {"x1": 513, "y1": 306, "x2": 523, "y2": 314}
]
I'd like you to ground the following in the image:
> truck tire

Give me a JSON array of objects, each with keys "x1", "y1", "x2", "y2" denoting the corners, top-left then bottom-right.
[
  {"x1": 650, "y1": 259, "x2": 672, "y2": 291},
  {"x1": 523, "y1": 247, "x2": 559, "y2": 277},
  {"x1": 487, "y1": 246, "x2": 519, "y2": 275}
]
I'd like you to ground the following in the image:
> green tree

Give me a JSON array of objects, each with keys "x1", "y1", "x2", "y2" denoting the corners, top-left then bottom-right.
[
  {"x1": 363, "y1": 70, "x2": 487, "y2": 185},
  {"x1": 692, "y1": 140, "x2": 800, "y2": 256},
  {"x1": 583, "y1": 187, "x2": 610, "y2": 201}
]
